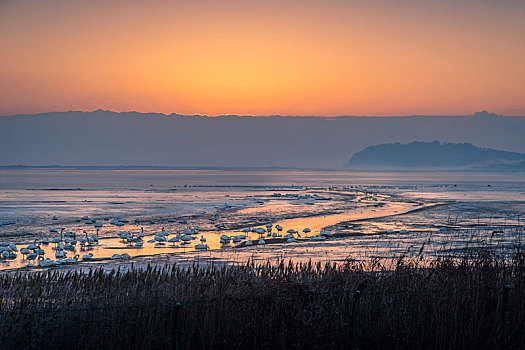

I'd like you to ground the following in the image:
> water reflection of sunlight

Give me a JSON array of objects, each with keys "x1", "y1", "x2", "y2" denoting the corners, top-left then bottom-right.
[
  {"x1": 2, "y1": 169, "x2": 522, "y2": 271},
  {"x1": 2, "y1": 201, "x2": 421, "y2": 270}
]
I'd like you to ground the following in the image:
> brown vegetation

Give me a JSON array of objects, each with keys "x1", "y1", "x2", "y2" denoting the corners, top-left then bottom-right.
[{"x1": 1, "y1": 251, "x2": 524, "y2": 349}]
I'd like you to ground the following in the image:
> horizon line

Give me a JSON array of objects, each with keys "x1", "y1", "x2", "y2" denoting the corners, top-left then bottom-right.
[
  {"x1": 2, "y1": 109, "x2": 522, "y2": 119},
  {"x1": 1, "y1": 165, "x2": 523, "y2": 173}
]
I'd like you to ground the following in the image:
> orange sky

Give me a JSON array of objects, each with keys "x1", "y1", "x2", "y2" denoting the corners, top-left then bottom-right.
[{"x1": 1, "y1": 0, "x2": 524, "y2": 116}]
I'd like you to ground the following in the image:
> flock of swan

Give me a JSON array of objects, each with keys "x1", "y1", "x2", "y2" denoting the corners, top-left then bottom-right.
[
  {"x1": 115, "y1": 221, "x2": 332, "y2": 250},
  {"x1": 0, "y1": 227, "x2": 102, "y2": 268},
  {"x1": 0, "y1": 215, "x2": 333, "y2": 269}
]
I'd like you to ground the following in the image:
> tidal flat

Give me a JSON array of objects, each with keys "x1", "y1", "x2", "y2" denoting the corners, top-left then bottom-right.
[{"x1": 0, "y1": 169, "x2": 523, "y2": 271}]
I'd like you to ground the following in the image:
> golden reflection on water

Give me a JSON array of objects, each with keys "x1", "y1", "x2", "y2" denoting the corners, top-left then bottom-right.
[
  {"x1": 1, "y1": 201, "x2": 421, "y2": 270},
  {"x1": 275, "y1": 202, "x2": 417, "y2": 233}
]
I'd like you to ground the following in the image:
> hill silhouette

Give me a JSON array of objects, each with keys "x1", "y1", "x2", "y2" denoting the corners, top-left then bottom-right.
[{"x1": 347, "y1": 141, "x2": 525, "y2": 170}]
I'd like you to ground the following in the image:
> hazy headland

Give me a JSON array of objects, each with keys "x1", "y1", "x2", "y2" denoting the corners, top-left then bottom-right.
[{"x1": 347, "y1": 141, "x2": 525, "y2": 171}]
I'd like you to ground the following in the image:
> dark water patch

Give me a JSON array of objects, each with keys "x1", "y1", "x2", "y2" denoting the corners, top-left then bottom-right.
[{"x1": 28, "y1": 200, "x2": 67, "y2": 203}]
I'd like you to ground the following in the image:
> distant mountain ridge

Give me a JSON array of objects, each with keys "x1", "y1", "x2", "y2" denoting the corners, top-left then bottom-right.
[
  {"x1": 0, "y1": 110, "x2": 524, "y2": 168},
  {"x1": 347, "y1": 141, "x2": 525, "y2": 170}
]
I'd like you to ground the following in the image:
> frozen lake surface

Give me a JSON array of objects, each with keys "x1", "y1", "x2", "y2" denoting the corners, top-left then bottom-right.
[{"x1": 0, "y1": 169, "x2": 524, "y2": 271}]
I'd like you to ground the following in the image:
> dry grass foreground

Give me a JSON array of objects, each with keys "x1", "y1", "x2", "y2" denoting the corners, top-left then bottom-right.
[{"x1": 1, "y1": 251, "x2": 524, "y2": 349}]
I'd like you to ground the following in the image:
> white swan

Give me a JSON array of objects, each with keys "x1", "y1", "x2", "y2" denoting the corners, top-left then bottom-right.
[
  {"x1": 51, "y1": 228, "x2": 64, "y2": 246},
  {"x1": 311, "y1": 235, "x2": 326, "y2": 241},
  {"x1": 168, "y1": 237, "x2": 180, "y2": 245},
  {"x1": 38, "y1": 257, "x2": 57, "y2": 267},
  {"x1": 55, "y1": 250, "x2": 67, "y2": 259},
  {"x1": 154, "y1": 235, "x2": 167, "y2": 242},
  {"x1": 181, "y1": 235, "x2": 193, "y2": 242},
  {"x1": 20, "y1": 247, "x2": 31, "y2": 257},
  {"x1": 64, "y1": 254, "x2": 79, "y2": 264},
  {"x1": 27, "y1": 252, "x2": 38, "y2": 262},
  {"x1": 27, "y1": 239, "x2": 38, "y2": 251},
  {"x1": 92, "y1": 229, "x2": 99, "y2": 243}
]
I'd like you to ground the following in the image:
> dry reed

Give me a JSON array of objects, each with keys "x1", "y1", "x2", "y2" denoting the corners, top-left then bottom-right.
[{"x1": 0, "y1": 250, "x2": 524, "y2": 349}]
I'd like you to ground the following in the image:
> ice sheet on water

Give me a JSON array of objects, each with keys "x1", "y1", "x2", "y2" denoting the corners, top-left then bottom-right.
[{"x1": 0, "y1": 169, "x2": 523, "y2": 271}]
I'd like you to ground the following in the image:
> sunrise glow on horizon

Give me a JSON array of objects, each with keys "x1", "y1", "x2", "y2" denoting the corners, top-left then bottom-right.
[{"x1": 1, "y1": 0, "x2": 524, "y2": 117}]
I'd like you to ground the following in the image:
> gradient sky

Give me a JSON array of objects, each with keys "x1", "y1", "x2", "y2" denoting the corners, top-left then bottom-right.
[{"x1": 1, "y1": 0, "x2": 524, "y2": 116}]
